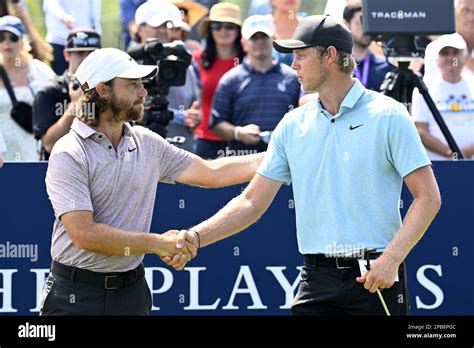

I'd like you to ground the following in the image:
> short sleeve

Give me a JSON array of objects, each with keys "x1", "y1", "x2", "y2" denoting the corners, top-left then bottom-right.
[
  {"x1": 29, "y1": 59, "x2": 56, "y2": 89},
  {"x1": 386, "y1": 104, "x2": 431, "y2": 178},
  {"x1": 209, "y1": 76, "x2": 234, "y2": 128},
  {"x1": 257, "y1": 116, "x2": 292, "y2": 185},
  {"x1": 411, "y1": 88, "x2": 431, "y2": 124},
  {"x1": 46, "y1": 152, "x2": 94, "y2": 219},
  {"x1": 150, "y1": 130, "x2": 193, "y2": 183}
]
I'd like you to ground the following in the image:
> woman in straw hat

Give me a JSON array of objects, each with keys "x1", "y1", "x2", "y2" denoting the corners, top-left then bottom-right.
[
  {"x1": 168, "y1": 0, "x2": 208, "y2": 52},
  {"x1": 193, "y1": 3, "x2": 245, "y2": 159}
]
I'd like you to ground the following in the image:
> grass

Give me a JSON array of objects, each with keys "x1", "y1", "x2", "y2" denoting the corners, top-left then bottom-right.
[
  {"x1": 26, "y1": 0, "x2": 122, "y2": 49},
  {"x1": 25, "y1": 0, "x2": 328, "y2": 50}
]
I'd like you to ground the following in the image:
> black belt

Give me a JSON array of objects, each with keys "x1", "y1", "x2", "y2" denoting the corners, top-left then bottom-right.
[
  {"x1": 52, "y1": 261, "x2": 145, "y2": 289},
  {"x1": 304, "y1": 253, "x2": 382, "y2": 269}
]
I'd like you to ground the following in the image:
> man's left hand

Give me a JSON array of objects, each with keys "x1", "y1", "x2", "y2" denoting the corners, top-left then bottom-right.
[{"x1": 356, "y1": 253, "x2": 401, "y2": 293}]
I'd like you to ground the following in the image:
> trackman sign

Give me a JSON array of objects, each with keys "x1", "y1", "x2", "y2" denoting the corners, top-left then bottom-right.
[{"x1": 370, "y1": 11, "x2": 427, "y2": 19}]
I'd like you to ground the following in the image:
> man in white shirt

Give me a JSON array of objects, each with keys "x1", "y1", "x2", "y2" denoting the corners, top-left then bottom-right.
[
  {"x1": 43, "y1": 0, "x2": 102, "y2": 74},
  {"x1": 0, "y1": 128, "x2": 6, "y2": 168},
  {"x1": 412, "y1": 33, "x2": 474, "y2": 160},
  {"x1": 424, "y1": 0, "x2": 474, "y2": 83}
]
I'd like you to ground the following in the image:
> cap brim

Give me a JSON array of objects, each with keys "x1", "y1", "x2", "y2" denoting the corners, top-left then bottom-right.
[
  {"x1": 117, "y1": 64, "x2": 158, "y2": 80},
  {"x1": 0, "y1": 27, "x2": 22, "y2": 37},
  {"x1": 145, "y1": 16, "x2": 170, "y2": 28},
  {"x1": 435, "y1": 43, "x2": 466, "y2": 54},
  {"x1": 173, "y1": 19, "x2": 191, "y2": 32},
  {"x1": 273, "y1": 39, "x2": 311, "y2": 53},
  {"x1": 64, "y1": 47, "x2": 98, "y2": 52},
  {"x1": 198, "y1": 18, "x2": 210, "y2": 38},
  {"x1": 244, "y1": 28, "x2": 273, "y2": 40}
]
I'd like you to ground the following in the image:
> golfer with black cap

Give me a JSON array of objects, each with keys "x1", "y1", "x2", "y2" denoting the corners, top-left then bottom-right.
[
  {"x1": 41, "y1": 48, "x2": 264, "y2": 315},
  {"x1": 167, "y1": 15, "x2": 441, "y2": 315}
]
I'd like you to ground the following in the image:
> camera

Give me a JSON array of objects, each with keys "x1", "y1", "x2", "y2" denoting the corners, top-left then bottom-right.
[
  {"x1": 127, "y1": 39, "x2": 192, "y2": 138},
  {"x1": 362, "y1": 0, "x2": 455, "y2": 58},
  {"x1": 361, "y1": 0, "x2": 464, "y2": 158}
]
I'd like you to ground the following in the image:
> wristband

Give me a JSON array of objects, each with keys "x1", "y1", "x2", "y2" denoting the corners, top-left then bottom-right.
[
  {"x1": 233, "y1": 126, "x2": 241, "y2": 141},
  {"x1": 190, "y1": 229, "x2": 200, "y2": 249}
]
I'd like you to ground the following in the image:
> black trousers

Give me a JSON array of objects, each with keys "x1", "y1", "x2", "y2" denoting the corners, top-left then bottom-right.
[
  {"x1": 40, "y1": 262, "x2": 152, "y2": 316},
  {"x1": 291, "y1": 256, "x2": 408, "y2": 316}
]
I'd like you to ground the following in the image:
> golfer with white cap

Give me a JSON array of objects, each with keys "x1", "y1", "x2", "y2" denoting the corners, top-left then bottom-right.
[{"x1": 41, "y1": 48, "x2": 263, "y2": 315}]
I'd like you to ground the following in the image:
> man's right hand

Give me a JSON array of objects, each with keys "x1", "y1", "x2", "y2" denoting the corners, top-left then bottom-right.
[
  {"x1": 69, "y1": 81, "x2": 83, "y2": 104},
  {"x1": 160, "y1": 230, "x2": 199, "y2": 271},
  {"x1": 62, "y1": 14, "x2": 75, "y2": 29},
  {"x1": 237, "y1": 124, "x2": 261, "y2": 145}
]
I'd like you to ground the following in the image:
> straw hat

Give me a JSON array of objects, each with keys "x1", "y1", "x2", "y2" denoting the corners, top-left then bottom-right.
[
  {"x1": 198, "y1": 2, "x2": 241, "y2": 38},
  {"x1": 169, "y1": 0, "x2": 208, "y2": 27}
]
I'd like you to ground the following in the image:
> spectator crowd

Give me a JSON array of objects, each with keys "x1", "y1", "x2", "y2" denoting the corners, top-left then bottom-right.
[{"x1": 0, "y1": 0, "x2": 473, "y2": 165}]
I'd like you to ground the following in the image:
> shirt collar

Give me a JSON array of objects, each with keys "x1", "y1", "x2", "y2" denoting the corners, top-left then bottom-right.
[
  {"x1": 71, "y1": 118, "x2": 97, "y2": 139},
  {"x1": 71, "y1": 118, "x2": 134, "y2": 139},
  {"x1": 122, "y1": 122, "x2": 133, "y2": 137},
  {"x1": 314, "y1": 79, "x2": 365, "y2": 119},
  {"x1": 340, "y1": 79, "x2": 365, "y2": 111},
  {"x1": 242, "y1": 57, "x2": 280, "y2": 74}
]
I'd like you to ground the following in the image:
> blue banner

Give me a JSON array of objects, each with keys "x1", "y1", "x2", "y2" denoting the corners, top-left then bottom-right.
[{"x1": 0, "y1": 161, "x2": 472, "y2": 315}]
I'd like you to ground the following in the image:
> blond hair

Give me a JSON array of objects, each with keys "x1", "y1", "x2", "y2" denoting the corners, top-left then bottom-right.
[{"x1": 314, "y1": 46, "x2": 356, "y2": 75}]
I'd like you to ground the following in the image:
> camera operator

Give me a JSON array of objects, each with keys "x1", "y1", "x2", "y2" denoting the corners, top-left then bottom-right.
[
  {"x1": 33, "y1": 29, "x2": 101, "y2": 160},
  {"x1": 134, "y1": 1, "x2": 201, "y2": 151}
]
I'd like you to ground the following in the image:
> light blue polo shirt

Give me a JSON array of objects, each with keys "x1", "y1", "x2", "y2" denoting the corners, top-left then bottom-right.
[{"x1": 257, "y1": 80, "x2": 431, "y2": 255}]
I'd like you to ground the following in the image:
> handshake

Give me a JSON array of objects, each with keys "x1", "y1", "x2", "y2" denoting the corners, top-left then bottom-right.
[{"x1": 159, "y1": 229, "x2": 201, "y2": 271}]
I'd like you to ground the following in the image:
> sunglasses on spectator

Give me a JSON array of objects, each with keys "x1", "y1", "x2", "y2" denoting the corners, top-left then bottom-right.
[
  {"x1": 210, "y1": 22, "x2": 239, "y2": 31},
  {"x1": 0, "y1": 32, "x2": 19, "y2": 43}
]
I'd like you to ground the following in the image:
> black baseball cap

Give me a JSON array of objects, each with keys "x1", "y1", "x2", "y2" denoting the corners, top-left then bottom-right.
[
  {"x1": 65, "y1": 29, "x2": 101, "y2": 52},
  {"x1": 273, "y1": 15, "x2": 353, "y2": 54}
]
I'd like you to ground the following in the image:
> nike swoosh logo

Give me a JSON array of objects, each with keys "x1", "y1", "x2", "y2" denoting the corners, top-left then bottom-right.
[
  {"x1": 349, "y1": 124, "x2": 364, "y2": 130},
  {"x1": 128, "y1": 148, "x2": 137, "y2": 152}
]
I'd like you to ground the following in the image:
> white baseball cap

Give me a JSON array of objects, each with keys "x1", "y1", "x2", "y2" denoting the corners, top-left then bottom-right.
[
  {"x1": 165, "y1": 1, "x2": 191, "y2": 32},
  {"x1": 432, "y1": 33, "x2": 467, "y2": 55},
  {"x1": 74, "y1": 48, "x2": 158, "y2": 91},
  {"x1": 135, "y1": 1, "x2": 173, "y2": 28},
  {"x1": 242, "y1": 15, "x2": 274, "y2": 40}
]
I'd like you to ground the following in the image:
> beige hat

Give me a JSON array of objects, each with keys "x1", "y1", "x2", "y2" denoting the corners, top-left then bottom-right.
[
  {"x1": 199, "y1": 2, "x2": 241, "y2": 38},
  {"x1": 169, "y1": 0, "x2": 208, "y2": 27}
]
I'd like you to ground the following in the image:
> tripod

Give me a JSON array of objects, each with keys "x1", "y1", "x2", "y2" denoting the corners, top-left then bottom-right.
[{"x1": 380, "y1": 61, "x2": 464, "y2": 159}]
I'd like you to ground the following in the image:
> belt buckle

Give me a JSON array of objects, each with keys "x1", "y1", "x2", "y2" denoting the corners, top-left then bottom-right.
[
  {"x1": 335, "y1": 257, "x2": 352, "y2": 269},
  {"x1": 104, "y1": 275, "x2": 120, "y2": 289}
]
